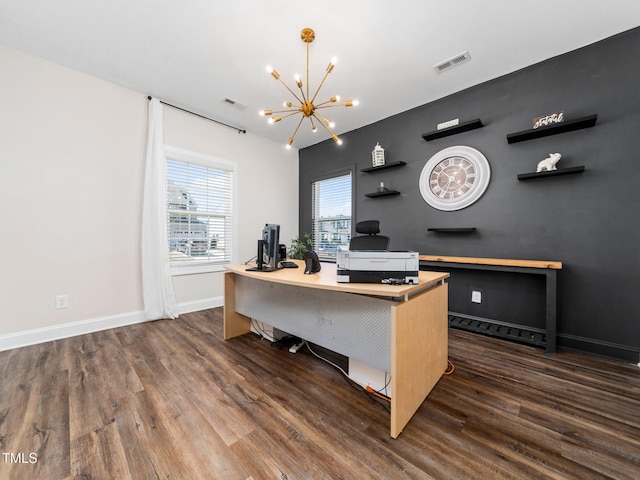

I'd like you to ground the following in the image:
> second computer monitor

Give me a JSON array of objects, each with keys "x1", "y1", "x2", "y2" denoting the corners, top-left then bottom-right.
[{"x1": 261, "y1": 223, "x2": 280, "y2": 271}]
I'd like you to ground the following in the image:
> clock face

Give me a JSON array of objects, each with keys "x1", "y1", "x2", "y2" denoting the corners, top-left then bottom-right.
[
  {"x1": 419, "y1": 146, "x2": 490, "y2": 211},
  {"x1": 430, "y1": 156, "x2": 476, "y2": 199}
]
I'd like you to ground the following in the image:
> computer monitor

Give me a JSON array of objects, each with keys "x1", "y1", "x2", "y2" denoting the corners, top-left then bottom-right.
[
  {"x1": 247, "y1": 224, "x2": 281, "y2": 272},
  {"x1": 261, "y1": 224, "x2": 280, "y2": 271}
]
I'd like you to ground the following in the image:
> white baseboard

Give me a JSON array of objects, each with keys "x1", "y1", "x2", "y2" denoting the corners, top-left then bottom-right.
[
  {"x1": 176, "y1": 296, "x2": 223, "y2": 315},
  {"x1": 0, "y1": 310, "x2": 147, "y2": 352},
  {"x1": 0, "y1": 296, "x2": 224, "y2": 352}
]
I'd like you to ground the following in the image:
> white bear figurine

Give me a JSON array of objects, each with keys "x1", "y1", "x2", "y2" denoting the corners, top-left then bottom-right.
[{"x1": 536, "y1": 153, "x2": 562, "y2": 172}]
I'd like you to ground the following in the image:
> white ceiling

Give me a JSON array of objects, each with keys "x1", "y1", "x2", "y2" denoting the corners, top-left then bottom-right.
[{"x1": 2, "y1": 1, "x2": 640, "y2": 149}]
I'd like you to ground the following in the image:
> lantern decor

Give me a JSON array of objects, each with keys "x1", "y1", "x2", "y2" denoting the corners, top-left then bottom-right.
[{"x1": 372, "y1": 142, "x2": 385, "y2": 167}]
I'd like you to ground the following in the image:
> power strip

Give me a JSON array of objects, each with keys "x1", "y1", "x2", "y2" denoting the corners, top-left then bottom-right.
[{"x1": 289, "y1": 341, "x2": 306, "y2": 353}]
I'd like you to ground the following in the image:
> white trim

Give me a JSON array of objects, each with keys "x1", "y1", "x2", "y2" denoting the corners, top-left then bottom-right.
[
  {"x1": 0, "y1": 296, "x2": 224, "y2": 352},
  {"x1": 176, "y1": 296, "x2": 224, "y2": 314},
  {"x1": 0, "y1": 310, "x2": 146, "y2": 352},
  {"x1": 164, "y1": 145, "x2": 236, "y2": 172},
  {"x1": 171, "y1": 262, "x2": 228, "y2": 276}
]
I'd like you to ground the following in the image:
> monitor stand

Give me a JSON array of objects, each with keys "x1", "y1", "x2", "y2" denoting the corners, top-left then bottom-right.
[{"x1": 246, "y1": 239, "x2": 280, "y2": 272}]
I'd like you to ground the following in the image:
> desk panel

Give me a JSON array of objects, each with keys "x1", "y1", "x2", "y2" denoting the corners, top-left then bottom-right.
[{"x1": 234, "y1": 274, "x2": 393, "y2": 371}]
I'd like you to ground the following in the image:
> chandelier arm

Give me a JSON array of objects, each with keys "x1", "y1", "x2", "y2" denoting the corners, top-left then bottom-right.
[
  {"x1": 315, "y1": 103, "x2": 346, "y2": 109},
  {"x1": 312, "y1": 113, "x2": 335, "y2": 135},
  {"x1": 310, "y1": 69, "x2": 333, "y2": 105},
  {"x1": 264, "y1": 108, "x2": 302, "y2": 115},
  {"x1": 316, "y1": 100, "x2": 357, "y2": 109},
  {"x1": 277, "y1": 111, "x2": 303, "y2": 121},
  {"x1": 314, "y1": 99, "x2": 336, "y2": 108},
  {"x1": 289, "y1": 115, "x2": 305, "y2": 144},
  {"x1": 297, "y1": 84, "x2": 308, "y2": 104},
  {"x1": 313, "y1": 114, "x2": 341, "y2": 144},
  {"x1": 276, "y1": 77, "x2": 305, "y2": 105},
  {"x1": 312, "y1": 112, "x2": 333, "y2": 126},
  {"x1": 306, "y1": 40, "x2": 310, "y2": 103}
]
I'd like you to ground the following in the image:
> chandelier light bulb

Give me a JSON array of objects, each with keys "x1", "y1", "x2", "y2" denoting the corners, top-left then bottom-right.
[
  {"x1": 294, "y1": 74, "x2": 302, "y2": 88},
  {"x1": 327, "y1": 57, "x2": 337, "y2": 73},
  {"x1": 266, "y1": 65, "x2": 280, "y2": 79},
  {"x1": 283, "y1": 101, "x2": 292, "y2": 108}
]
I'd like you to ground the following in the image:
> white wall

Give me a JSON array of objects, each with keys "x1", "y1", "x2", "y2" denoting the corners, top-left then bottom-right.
[
  {"x1": 163, "y1": 106, "x2": 299, "y2": 310},
  {"x1": 0, "y1": 43, "x2": 298, "y2": 349}
]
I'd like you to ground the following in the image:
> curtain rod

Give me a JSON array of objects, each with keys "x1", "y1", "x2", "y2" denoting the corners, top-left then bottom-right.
[{"x1": 147, "y1": 96, "x2": 246, "y2": 134}]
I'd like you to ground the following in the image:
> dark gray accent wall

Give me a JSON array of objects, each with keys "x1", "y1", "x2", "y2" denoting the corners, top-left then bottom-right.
[{"x1": 299, "y1": 27, "x2": 640, "y2": 362}]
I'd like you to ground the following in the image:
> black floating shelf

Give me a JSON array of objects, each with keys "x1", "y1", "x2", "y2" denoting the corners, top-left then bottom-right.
[
  {"x1": 428, "y1": 228, "x2": 476, "y2": 233},
  {"x1": 422, "y1": 119, "x2": 483, "y2": 141},
  {"x1": 517, "y1": 166, "x2": 585, "y2": 180},
  {"x1": 361, "y1": 161, "x2": 407, "y2": 173},
  {"x1": 365, "y1": 190, "x2": 401, "y2": 198},
  {"x1": 507, "y1": 114, "x2": 597, "y2": 144}
]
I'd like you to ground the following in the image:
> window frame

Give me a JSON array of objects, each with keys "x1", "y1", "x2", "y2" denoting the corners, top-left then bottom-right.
[
  {"x1": 164, "y1": 145, "x2": 237, "y2": 276},
  {"x1": 310, "y1": 167, "x2": 355, "y2": 262}
]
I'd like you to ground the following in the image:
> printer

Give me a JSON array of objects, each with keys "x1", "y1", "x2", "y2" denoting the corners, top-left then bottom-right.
[{"x1": 336, "y1": 250, "x2": 419, "y2": 284}]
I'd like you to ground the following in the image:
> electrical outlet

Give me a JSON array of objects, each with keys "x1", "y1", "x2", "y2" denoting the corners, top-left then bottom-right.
[
  {"x1": 471, "y1": 290, "x2": 482, "y2": 303},
  {"x1": 55, "y1": 294, "x2": 69, "y2": 309}
]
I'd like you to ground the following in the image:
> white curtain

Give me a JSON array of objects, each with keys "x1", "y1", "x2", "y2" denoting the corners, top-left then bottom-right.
[{"x1": 141, "y1": 98, "x2": 178, "y2": 320}]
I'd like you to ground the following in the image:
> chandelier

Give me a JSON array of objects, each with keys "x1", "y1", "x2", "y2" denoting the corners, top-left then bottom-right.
[{"x1": 259, "y1": 27, "x2": 358, "y2": 149}]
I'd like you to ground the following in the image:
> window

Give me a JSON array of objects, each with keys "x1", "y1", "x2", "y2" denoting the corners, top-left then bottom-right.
[
  {"x1": 312, "y1": 171, "x2": 352, "y2": 261},
  {"x1": 165, "y1": 146, "x2": 235, "y2": 274}
]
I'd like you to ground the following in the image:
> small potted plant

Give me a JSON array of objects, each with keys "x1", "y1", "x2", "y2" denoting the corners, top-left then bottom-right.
[{"x1": 288, "y1": 233, "x2": 313, "y2": 259}]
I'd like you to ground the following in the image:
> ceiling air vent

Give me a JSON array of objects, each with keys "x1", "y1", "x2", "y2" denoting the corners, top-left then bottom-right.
[
  {"x1": 221, "y1": 97, "x2": 247, "y2": 111},
  {"x1": 434, "y1": 51, "x2": 471, "y2": 73}
]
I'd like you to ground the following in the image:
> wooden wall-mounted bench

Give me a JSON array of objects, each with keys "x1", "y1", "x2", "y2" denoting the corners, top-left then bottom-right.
[{"x1": 419, "y1": 255, "x2": 562, "y2": 354}]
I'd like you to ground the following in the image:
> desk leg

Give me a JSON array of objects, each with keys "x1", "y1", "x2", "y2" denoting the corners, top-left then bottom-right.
[
  {"x1": 390, "y1": 283, "x2": 448, "y2": 438},
  {"x1": 545, "y1": 271, "x2": 557, "y2": 354},
  {"x1": 223, "y1": 272, "x2": 251, "y2": 339}
]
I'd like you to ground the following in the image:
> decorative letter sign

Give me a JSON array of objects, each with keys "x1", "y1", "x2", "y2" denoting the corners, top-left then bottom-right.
[{"x1": 533, "y1": 112, "x2": 564, "y2": 129}]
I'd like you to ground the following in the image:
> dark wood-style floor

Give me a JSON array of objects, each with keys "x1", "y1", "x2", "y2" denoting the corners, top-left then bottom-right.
[{"x1": 1, "y1": 308, "x2": 639, "y2": 480}]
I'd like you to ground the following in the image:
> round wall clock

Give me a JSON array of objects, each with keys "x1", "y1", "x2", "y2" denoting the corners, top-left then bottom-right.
[{"x1": 419, "y1": 145, "x2": 491, "y2": 211}]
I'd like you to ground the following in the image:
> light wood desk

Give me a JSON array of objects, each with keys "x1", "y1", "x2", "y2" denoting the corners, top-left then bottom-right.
[{"x1": 224, "y1": 260, "x2": 449, "y2": 438}]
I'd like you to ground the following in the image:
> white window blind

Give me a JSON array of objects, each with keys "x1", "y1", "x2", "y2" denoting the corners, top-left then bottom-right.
[
  {"x1": 312, "y1": 172, "x2": 352, "y2": 261},
  {"x1": 165, "y1": 147, "x2": 234, "y2": 270}
]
